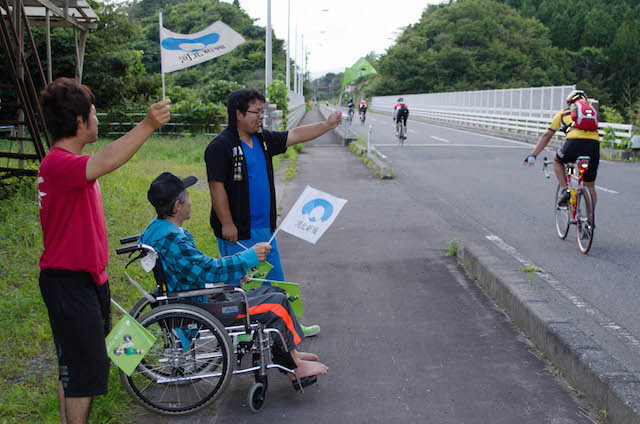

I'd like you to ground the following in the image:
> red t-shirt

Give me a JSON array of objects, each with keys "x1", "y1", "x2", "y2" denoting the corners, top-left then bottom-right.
[{"x1": 38, "y1": 147, "x2": 109, "y2": 285}]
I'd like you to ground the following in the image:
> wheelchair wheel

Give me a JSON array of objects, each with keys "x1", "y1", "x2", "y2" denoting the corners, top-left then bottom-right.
[
  {"x1": 119, "y1": 303, "x2": 234, "y2": 415},
  {"x1": 129, "y1": 289, "x2": 162, "y2": 319},
  {"x1": 248, "y1": 382, "x2": 266, "y2": 413}
]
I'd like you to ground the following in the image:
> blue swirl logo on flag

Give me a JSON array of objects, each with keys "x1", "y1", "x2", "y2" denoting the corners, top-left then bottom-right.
[
  {"x1": 161, "y1": 33, "x2": 221, "y2": 52},
  {"x1": 280, "y1": 186, "x2": 347, "y2": 244},
  {"x1": 302, "y1": 198, "x2": 334, "y2": 223},
  {"x1": 160, "y1": 21, "x2": 245, "y2": 73}
]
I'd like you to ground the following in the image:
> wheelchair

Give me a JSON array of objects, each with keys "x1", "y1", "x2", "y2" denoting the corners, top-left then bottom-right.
[{"x1": 114, "y1": 235, "x2": 306, "y2": 415}]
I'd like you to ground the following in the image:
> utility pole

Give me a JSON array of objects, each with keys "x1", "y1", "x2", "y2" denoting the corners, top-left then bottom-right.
[
  {"x1": 299, "y1": 35, "x2": 304, "y2": 95},
  {"x1": 294, "y1": 23, "x2": 298, "y2": 94},
  {"x1": 265, "y1": 0, "x2": 272, "y2": 92},
  {"x1": 304, "y1": 49, "x2": 309, "y2": 97},
  {"x1": 286, "y1": 0, "x2": 290, "y2": 90}
]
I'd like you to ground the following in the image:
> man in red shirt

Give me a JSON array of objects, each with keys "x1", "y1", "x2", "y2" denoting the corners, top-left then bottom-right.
[{"x1": 37, "y1": 78, "x2": 170, "y2": 423}]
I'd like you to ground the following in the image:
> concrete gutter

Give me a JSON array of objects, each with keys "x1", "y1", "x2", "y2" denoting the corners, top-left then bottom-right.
[
  {"x1": 457, "y1": 238, "x2": 640, "y2": 424},
  {"x1": 317, "y1": 105, "x2": 393, "y2": 178},
  {"x1": 317, "y1": 105, "x2": 357, "y2": 146}
]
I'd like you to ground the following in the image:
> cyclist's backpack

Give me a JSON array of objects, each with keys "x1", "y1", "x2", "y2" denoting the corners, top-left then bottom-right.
[
  {"x1": 398, "y1": 103, "x2": 408, "y2": 115},
  {"x1": 570, "y1": 99, "x2": 599, "y2": 131}
]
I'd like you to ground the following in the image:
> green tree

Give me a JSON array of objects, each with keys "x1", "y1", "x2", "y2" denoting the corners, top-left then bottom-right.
[{"x1": 372, "y1": 0, "x2": 573, "y2": 96}]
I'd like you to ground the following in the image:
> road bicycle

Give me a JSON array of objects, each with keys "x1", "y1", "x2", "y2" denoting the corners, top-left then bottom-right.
[
  {"x1": 396, "y1": 121, "x2": 406, "y2": 146},
  {"x1": 542, "y1": 156, "x2": 595, "y2": 253},
  {"x1": 359, "y1": 109, "x2": 366, "y2": 125}
]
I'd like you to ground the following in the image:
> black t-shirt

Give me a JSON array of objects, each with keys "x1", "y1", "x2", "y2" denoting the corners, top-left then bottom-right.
[{"x1": 205, "y1": 126, "x2": 288, "y2": 240}]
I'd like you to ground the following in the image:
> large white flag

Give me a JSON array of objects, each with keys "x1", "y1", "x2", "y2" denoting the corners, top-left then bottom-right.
[
  {"x1": 279, "y1": 186, "x2": 347, "y2": 244},
  {"x1": 160, "y1": 21, "x2": 245, "y2": 73}
]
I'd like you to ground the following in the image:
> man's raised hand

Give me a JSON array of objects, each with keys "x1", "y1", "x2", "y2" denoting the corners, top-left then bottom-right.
[
  {"x1": 144, "y1": 99, "x2": 171, "y2": 130},
  {"x1": 252, "y1": 242, "x2": 272, "y2": 262},
  {"x1": 326, "y1": 110, "x2": 342, "y2": 129}
]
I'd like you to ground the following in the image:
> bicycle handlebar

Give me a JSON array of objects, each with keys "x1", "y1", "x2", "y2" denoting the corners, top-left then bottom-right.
[{"x1": 541, "y1": 156, "x2": 553, "y2": 179}]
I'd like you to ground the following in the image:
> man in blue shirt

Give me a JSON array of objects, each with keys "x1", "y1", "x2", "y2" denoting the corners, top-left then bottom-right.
[
  {"x1": 140, "y1": 172, "x2": 328, "y2": 388},
  {"x1": 205, "y1": 89, "x2": 341, "y2": 337}
]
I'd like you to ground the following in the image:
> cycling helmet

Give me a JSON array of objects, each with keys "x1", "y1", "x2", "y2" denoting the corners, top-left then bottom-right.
[
  {"x1": 398, "y1": 97, "x2": 403, "y2": 102},
  {"x1": 566, "y1": 90, "x2": 586, "y2": 105}
]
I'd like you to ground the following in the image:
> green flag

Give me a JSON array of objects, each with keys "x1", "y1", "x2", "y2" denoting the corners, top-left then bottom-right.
[
  {"x1": 244, "y1": 280, "x2": 303, "y2": 318},
  {"x1": 106, "y1": 313, "x2": 157, "y2": 376},
  {"x1": 342, "y1": 58, "x2": 377, "y2": 88}
]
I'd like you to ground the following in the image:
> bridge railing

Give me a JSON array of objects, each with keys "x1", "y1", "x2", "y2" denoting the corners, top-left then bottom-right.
[
  {"x1": 287, "y1": 89, "x2": 306, "y2": 129},
  {"x1": 371, "y1": 86, "x2": 636, "y2": 143}
]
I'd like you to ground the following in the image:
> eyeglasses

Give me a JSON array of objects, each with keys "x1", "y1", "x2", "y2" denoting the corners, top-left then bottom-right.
[{"x1": 245, "y1": 109, "x2": 265, "y2": 116}]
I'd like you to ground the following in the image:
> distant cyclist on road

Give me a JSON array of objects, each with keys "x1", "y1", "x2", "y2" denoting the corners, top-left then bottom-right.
[
  {"x1": 359, "y1": 98, "x2": 368, "y2": 121},
  {"x1": 524, "y1": 90, "x2": 600, "y2": 209},
  {"x1": 346, "y1": 98, "x2": 355, "y2": 120},
  {"x1": 393, "y1": 98, "x2": 409, "y2": 137}
]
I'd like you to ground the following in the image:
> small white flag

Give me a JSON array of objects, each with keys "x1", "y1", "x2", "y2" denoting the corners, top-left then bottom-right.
[
  {"x1": 160, "y1": 21, "x2": 245, "y2": 73},
  {"x1": 279, "y1": 186, "x2": 347, "y2": 244}
]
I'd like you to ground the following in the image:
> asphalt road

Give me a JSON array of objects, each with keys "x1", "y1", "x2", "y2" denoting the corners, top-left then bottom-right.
[
  {"x1": 134, "y1": 109, "x2": 616, "y2": 423},
  {"x1": 349, "y1": 109, "x2": 640, "y2": 379}
]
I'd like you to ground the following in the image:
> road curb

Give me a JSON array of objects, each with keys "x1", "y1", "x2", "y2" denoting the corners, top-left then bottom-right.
[
  {"x1": 317, "y1": 106, "x2": 394, "y2": 178},
  {"x1": 457, "y1": 238, "x2": 640, "y2": 424},
  {"x1": 349, "y1": 142, "x2": 393, "y2": 178}
]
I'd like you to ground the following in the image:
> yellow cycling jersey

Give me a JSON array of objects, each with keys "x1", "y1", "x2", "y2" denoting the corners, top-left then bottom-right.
[{"x1": 549, "y1": 109, "x2": 599, "y2": 141}]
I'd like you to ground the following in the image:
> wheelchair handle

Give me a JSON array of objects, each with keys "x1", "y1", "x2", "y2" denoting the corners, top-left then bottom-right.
[
  {"x1": 116, "y1": 245, "x2": 140, "y2": 255},
  {"x1": 119, "y1": 235, "x2": 141, "y2": 245}
]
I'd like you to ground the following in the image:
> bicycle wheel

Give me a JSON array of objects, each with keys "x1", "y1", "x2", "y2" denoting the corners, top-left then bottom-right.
[
  {"x1": 554, "y1": 184, "x2": 571, "y2": 239},
  {"x1": 120, "y1": 303, "x2": 234, "y2": 415},
  {"x1": 576, "y1": 187, "x2": 595, "y2": 254}
]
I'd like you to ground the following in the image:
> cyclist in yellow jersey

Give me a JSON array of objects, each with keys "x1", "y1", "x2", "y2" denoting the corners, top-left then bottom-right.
[{"x1": 524, "y1": 90, "x2": 600, "y2": 208}]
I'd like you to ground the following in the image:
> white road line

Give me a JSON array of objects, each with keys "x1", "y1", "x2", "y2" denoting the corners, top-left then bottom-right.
[
  {"x1": 372, "y1": 144, "x2": 531, "y2": 148},
  {"x1": 596, "y1": 185, "x2": 619, "y2": 194},
  {"x1": 431, "y1": 136, "x2": 449, "y2": 143},
  {"x1": 367, "y1": 111, "x2": 533, "y2": 147},
  {"x1": 486, "y1": 235, "x2": 640, "y2": 351},
  {"x1": 409, "y1": 129, "x2": 417, "y2": 133}
]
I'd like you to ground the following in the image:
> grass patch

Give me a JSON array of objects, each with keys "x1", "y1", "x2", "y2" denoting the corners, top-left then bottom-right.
[
  {"x1": 521, "y1": 261, "x2": 542, "y2": 293},
  {"x1": 0, "y1": 134, "x2": 223, "y2": 423},
  {"x1": 273, "y1": 143, "x2": 302, "y2": 182},
  {"x1": 445, "y1": 238, "x2": 461, "y2": 256},
  {"x1": 348, "y1": 139, "x2": 394, "y2": 179}
]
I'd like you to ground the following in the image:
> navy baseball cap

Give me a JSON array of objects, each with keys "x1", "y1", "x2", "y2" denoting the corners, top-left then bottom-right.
[{"x1": 147, "y1": 172, "x2": 197, "y2": 208}]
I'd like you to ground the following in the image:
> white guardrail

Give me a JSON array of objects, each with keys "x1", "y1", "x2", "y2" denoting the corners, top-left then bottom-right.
[
  {"x1": 287, "y1": 90, "x2": 306, "y2": 129},
  {"x1": 371, "y1": 86, "x2": 636, "y2": 144}
]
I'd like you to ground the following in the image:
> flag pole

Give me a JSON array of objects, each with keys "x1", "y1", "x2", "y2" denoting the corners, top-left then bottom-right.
[
  {"x1": 159, "y1": 11, "x2": 166, "y2": 100},
  {"x1": 268, "y1": 226, "x2": 281, "y2": 245}
]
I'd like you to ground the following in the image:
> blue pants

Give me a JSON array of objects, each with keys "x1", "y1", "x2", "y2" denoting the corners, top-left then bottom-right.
[{"x1": 217, "y1": 227, "x2": 284, "y2": 285}]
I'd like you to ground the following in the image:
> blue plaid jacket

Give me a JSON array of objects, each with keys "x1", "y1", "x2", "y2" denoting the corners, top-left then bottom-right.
[{"x1": 139, "y1": 218, "x2": 259, "y2": 294}]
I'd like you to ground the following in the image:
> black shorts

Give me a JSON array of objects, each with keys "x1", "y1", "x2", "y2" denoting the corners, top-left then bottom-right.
[
  {"x1": 555, "y1": 139, "x2": 600, "y2": 182},
  {"x1": 395, "y1": 110, "x2": 408, "y2": 125},
  {"x1": 39, "y1": 270, "x2": 111, "y2": 398}
]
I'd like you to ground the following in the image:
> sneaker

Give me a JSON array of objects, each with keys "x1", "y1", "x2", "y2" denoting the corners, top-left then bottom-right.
[
  {"x1": 557, "y1": 188, "x2": 571, "y2": 206},
  {"x1": 300, "y1": 324, "x2": 321, "y2": 337}
]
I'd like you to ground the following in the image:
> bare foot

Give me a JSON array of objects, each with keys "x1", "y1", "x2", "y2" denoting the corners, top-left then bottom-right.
[
  {"x1": 288, "y1": 359, "x2": 328, "y2": 380},
  {"x1": 296, "y1": 351, "x2": 319, "y2": 361}
]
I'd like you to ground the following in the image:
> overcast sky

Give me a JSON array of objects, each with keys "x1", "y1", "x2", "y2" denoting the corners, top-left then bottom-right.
[{"x1": 223, "y1": 0, "x2": 444, "y2": 78}]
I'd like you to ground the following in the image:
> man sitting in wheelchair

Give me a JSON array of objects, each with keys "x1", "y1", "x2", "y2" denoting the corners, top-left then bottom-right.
[{"x1": 139, "y1": 172, "x2": 328, "y2": 390}]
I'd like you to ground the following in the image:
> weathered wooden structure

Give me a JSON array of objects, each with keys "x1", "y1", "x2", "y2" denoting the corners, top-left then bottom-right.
[{"x1": 0, "y1": 0, "x2": 97, "y2": 178}]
